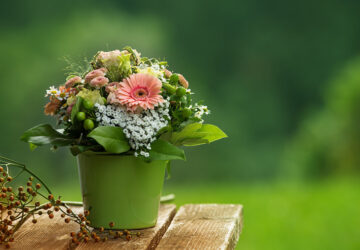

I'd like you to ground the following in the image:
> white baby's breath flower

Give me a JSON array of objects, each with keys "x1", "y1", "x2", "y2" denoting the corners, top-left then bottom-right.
[{"x1": 95, "y1": 101, "x2": 170, "y2": 157}]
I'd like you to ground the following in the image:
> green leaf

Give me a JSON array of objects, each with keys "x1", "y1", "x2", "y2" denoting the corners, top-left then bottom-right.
[
  {"x1": 71, "y1": 96, "x2": 83, "y2": 122},
  {"x1": 21, "y1": 124, "x2": 75, "y2": 147},
  {"x1": 29, "y1": 143, "x2": 37, "y2": 151},
  {"x1": 87, "y1": 126, "x2": 130, "y2": 154},
  {"x1": 196, "y1": 124, "x2": 228, "y2": 143},
  {"x1": 170, "y1": 123, "x2": 227, "y2": 146},
  {"x1": 149, "y1": 139, "x2": 186, "y2": 161},
  {"x1": 166, "y1": 161, "x2": 171, "y2": 180}
]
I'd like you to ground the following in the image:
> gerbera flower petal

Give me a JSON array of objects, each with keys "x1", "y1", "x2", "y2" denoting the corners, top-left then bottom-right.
[{"x1": 107, "y1": 73, "x2": 163, "y2": 112}]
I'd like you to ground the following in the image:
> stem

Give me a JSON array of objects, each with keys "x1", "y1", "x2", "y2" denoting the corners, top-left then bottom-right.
[{"x1": 0, "y1": 155, "x2": 53, "y2": 194}]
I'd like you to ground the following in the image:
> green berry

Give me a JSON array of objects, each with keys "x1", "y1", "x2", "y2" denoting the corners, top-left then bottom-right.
[
  {"x1": 83, "y1": 119, "x2": 94, "y2": 130},
  {"x1": 176, "y1": 87, "x2": 186, "y2": 97},
  {"x1": 182, "y1": 108, "x2": 192, "y2": 118},
  {"x1": 83, "y1": 100, "x2": 94, "y2": 110},
  {"x1": 76, "y1": 112, "x2": 86, "y2": 121}
]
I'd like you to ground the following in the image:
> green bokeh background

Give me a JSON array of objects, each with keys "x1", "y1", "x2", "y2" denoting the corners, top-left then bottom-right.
[{"x1": 1, "y1": 1, "x2": 360, "y2": 249}]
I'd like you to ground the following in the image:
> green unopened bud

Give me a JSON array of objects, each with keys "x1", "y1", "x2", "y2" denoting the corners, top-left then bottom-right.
[
  {"x1": 169, "y1": 74, "x2": 179, "y2": 85},
  {"x1": 162, "y1": 83, "x2": 176, "y2": 95}
]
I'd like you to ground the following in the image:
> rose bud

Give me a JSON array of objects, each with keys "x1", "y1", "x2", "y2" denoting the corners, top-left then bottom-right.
[
  {"x1": 98, "y1": 67, "x2": 108, "y2": 73},
  {"x1": 164, "y1": 69, "x2": 172, "y2": 78},
  {"x1": 84, "y1": 69, "x2": 105, "y2": 83},
  {"x1": 89, "y1": 76, "x2": 109, "y2": 88},
  {"x1": 66, "y1": 104, "x2": 74, "y2": 115},
  {"x1": 65, "y1": 76, "x2": 82, "y2": 88},
  {"x1": 178, "y1": 74, "x2": 189, "y2": 89},
  {"x1": 105, "y1": 82, "x2": 120, "y2": 93}
]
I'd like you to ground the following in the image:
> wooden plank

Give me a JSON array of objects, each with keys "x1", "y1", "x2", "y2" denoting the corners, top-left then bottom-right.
[
  {"x1": 156, "y1": 204, "x2": 243, "y2": 250},
  {"x1": 74, "y1": 204, "x2": 177, "y2": 250},
  {"x1": 11, "y1": 206, "x2": 83, "y2": 250}
]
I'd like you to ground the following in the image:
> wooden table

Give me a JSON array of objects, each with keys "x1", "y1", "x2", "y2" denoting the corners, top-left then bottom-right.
[{"x1": 9, "y1": 204, "x2": 243, "y2": 250}]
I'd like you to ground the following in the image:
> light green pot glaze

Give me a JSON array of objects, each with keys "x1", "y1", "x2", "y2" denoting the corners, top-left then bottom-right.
[{"x1": 77, "y1": 152, "x2": 167, "y2": 229}]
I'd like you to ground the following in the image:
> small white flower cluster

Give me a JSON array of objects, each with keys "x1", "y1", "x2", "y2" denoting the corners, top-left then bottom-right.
[
  {"x1": 137, "y1": 63, "x2": 167, "y2": 82},
  {"x1": 94, "y1": 101, "x2": 170, "y2": 157},
  {"x1": 192, "y1": 104, "x2": 210, "y2": 122}
]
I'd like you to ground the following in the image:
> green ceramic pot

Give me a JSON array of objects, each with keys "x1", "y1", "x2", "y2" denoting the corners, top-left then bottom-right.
[{"x1": 77, "y1": 152, "x2": 167, "y2": 229}]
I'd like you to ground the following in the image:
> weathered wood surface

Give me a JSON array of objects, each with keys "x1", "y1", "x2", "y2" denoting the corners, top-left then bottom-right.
[
  {"x1": 75, "y1": 204, "x2": 177, "y2": 250},
  {"x1": 11, "y1": 206, "x2": 83, "y2": 250},
  {"x1": 156, "y1": 204, "x2": 243, "y2": 250},
  {"x1": 5, "y1": 204, "x2": 243, "y2": 249}
]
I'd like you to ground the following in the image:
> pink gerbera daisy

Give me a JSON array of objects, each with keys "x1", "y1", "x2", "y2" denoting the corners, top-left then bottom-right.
[{"x1": 108, "y1": 73, "x2": 164, "y2": 112}]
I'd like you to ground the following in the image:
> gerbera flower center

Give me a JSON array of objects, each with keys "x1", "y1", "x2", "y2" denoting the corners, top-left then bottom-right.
[{"x1": 132, "y1": 87, "x2": 149, "y2": 100}]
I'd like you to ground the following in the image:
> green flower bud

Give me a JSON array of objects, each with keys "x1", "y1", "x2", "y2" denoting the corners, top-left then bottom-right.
[
  {"x1": 169, "y1": 74, "x2": 179, "y2": 85},
  {"x1": 162, "y1": 83, "x2": 176, "y2": 95}
]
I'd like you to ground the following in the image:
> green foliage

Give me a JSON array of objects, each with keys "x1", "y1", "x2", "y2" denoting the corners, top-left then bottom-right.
[
  {"x1": 71, "y1": 97, "x2": 83, "y2": 122},
  {"x1": 21, "y1": 124, "x2": 75, "y2": 147},
  {"x1": 283, "y1": 58, "x2": 360, "y2": 178},
  {"x1": 170, "y1": 123, "x2": 227, "y2": 146},
  {"x1": 118, "y1": 53, "x2": 132, "y2": 77},
  {"x1": 63, "y1": 56, "x2": 92, "y2": 78},
  {"x1": 166, "y1": 161, "x2": 171, "y2": 179},
  {"x1": 4, "y1": 0, "x2": 360, "y2": 182},
  {"x1": 149, "y1": 139, "x2": 186, "y2": 161},
  {"x1": 87, "y1": 126, "x2": 130, "y2": 154}
]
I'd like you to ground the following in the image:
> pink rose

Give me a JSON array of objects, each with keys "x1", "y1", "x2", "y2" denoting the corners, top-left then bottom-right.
[
  {"x1": 65, "y1": 76, "x2": 82, "y2": 88},
  {"x1": 107, "y1": 92, "x2": 121, "y2": 106},
  {"x1": 105, "y1": 82, "x2": 120, "y2": 93},
  {"x1": 98, "y1": 67, "x2": 108, "y2": 73},
  {"x1": 89, "y1": 76, "x2": 109, "y2": 88},
  {"x1": 84, "y1": 69, "x2": 105, "y2": 83}
]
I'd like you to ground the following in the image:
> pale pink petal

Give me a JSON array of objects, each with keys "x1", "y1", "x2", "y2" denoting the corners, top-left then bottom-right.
[{"x1": 106, "y1": 73, "x2": 163, "y2": 112}]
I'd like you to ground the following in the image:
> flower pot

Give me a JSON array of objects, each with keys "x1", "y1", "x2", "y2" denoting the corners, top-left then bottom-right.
[{"x1": 77, "y1": 152, "x2": 167, "y2": 229}]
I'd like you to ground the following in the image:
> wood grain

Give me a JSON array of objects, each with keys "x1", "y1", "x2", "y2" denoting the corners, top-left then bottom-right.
[
  {"x1": 5, "y1": 203, "x2": 243, "y2": 249},
  {"x1": 74, "y1": 204, "x2": 176, "y2": 250},
  {"x1": 156, "y1": 204, "x2": 243, "y2": 250},
  {"x1": 10, "y1": 206, "x2": 83, "y2": 250}
]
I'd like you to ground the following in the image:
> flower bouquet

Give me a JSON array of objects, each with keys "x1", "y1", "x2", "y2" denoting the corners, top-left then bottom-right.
[{"x1": 21, "y1": 47, "x2": 227, "y2": 229}]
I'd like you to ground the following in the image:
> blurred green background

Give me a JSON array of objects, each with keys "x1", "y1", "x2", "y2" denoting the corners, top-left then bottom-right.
[{"x1": 1, "y1": 1, "x2": 360, "y2": 249}]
